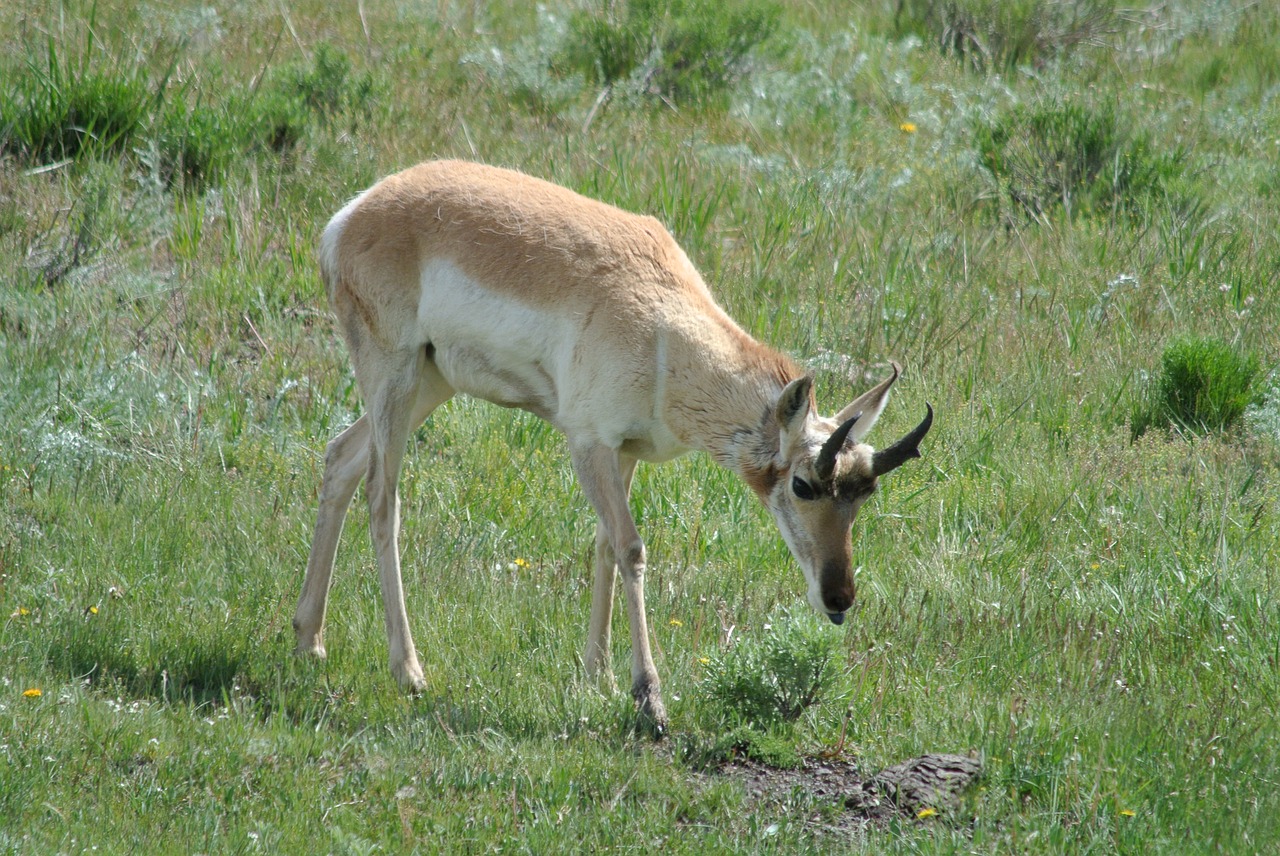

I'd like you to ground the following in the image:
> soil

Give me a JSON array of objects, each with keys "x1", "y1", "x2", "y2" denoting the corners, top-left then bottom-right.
[{"x1": 710, "y1": 752, "x2": 984, "y2": 837}]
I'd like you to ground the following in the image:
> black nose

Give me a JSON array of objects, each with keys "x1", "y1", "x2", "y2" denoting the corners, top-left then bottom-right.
[
  {"x1": 821, "y1": 562, "x2": 855, "y2": 615},
  {"x1": 827, "y1": 612, "x2": 846, "y2": 625}
]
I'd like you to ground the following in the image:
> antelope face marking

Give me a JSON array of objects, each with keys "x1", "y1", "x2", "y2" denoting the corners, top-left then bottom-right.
[
  {"x1": 767, "y1": 372, "x2": 933, "y2": 623},
  {"x1": 767, "y1": 431, "x2": 875, "y2": 622}
]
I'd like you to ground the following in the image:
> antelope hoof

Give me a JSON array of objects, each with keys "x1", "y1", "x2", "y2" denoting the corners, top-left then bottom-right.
[
  {"x1": 392, "y1": 660, "x2": 428, "y2": 695},
  {"x1": 583, "y1": 649, "x2": 617, "y2": 694},
  {"x1": 294, "y1": 633, "x2": 327, "y2": 660},
  {"x1": 590, "y1": 669, "x2": 618, "y2": 695},
  {"x1": 633, "y1": 685, "x2": 669, "y2": 740}
]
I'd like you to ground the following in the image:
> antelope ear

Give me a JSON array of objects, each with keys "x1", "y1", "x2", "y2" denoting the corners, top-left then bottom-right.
[
  {"x1": 836, "y1": 361, "x2": 900, "y2": 443},
  {"x1": 774, "y1": 375, "x2": 814, "y2": 447}
]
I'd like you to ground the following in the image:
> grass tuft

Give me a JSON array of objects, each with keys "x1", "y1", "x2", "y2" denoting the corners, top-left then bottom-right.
[
  {"x1": 0, "y1": 39, "x2": 151, "y2": 164},
  {"x1": 1133, "y1": 335, "x2": 1261, "y2": 438},
  {"x1": 283, "y1": 43, "x2": 375, "y2": 131}
]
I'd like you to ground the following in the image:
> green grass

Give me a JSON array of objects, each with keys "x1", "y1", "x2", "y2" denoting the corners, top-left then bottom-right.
[
  {"x1": 2, "y1": 0, "x2": 1279, "y2": 851},
  {"x1": 1133, "y1": 335, "x2": 1262, "y2": 437}
]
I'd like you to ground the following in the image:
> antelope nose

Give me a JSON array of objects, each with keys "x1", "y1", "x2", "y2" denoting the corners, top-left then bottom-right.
[{"x1": 821, "y1": 562, "x2": 856, "y2": 617}]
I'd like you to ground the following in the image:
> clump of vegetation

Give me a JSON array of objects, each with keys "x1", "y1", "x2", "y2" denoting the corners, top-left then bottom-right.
[
  {"x1": 1245, "y1": 370, "x2": 1280, "y2": 443},
  {"x1": 684, "y1": 724, "x2": 803, "y2": 770},
  {"x1": 702, "y1": 608, "x2": 846, "y2": 727},
  {"x1": 560, "y1": 0, "x2": 782, "y2": 102},
  {"x1": 147, "y1": 88, "x2": 312, "y2": 192},
  {"x1": 1, "y1": 39, "x2": 369, "y2": 191},
  {"x1": 150, "y1": 100, "x2": 234, "y2": 191},
  {"x1": 283, "y1": 43, "x2": 375, "y2": 130},
  {"x1": 975, "y1": 97, "x2": 1185, "y2": 221},
  {"x1": 893, "y1": 0, "x2": 1119, "y2": 72},
  {"x1": 1133, "y1": 335, "x2": 1260, "y2": 438},
  {"x1": 0, "y1": 42, "x2": 151, "y2": 163}
]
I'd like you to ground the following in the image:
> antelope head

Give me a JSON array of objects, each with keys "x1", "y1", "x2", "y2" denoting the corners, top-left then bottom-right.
[{"x1": 764, "y1": 363, "x2": 933, "y2": 625}]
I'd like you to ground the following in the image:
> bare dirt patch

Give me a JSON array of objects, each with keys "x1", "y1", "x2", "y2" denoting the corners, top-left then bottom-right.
[{"x1": 712, "y1": 752, "x2": 984, "y2": 837}]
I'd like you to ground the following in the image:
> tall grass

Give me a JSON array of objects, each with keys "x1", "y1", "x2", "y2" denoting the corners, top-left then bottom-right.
[
  {"x1": 0, "y1": 35, "x2": 151, "y2": 163},
  {"x1": 2, "y1": 0, "x2": 1278, "y2": 851}
]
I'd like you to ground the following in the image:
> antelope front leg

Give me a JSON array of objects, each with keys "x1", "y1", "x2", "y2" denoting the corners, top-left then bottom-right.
[
  {"x1": 571, "y1": 444, "x2": 666, "y2": 736},
  {"x1": 616, "y1": 537, "x2": 666, "y2": 736}
]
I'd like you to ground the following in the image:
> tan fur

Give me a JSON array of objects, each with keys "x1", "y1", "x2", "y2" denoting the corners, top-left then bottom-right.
[{"x1": 294, "y1": 160, "x2": 930, "y2": 734}]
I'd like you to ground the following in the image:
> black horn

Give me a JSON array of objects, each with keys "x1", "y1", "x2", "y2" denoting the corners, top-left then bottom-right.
[
  {"x1": 871, "y1": 403, "x2": 933, "y2": 477},
  {"x1": 815, "y1": 412, "x2": 861, "y2": 482}
]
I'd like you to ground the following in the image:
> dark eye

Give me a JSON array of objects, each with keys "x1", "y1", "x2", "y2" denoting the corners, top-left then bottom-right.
[{"x1": 791, "y1": 476, "x2": 818, "y2": 501}]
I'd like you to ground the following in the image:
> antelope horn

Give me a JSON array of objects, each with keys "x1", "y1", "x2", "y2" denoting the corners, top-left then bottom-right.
[
  {"x1": 871, "y1": 403, "x2": 934, "y2": 477},
  {"x1": 815, "y1": 412, "x2": 861, "y2": 482}
]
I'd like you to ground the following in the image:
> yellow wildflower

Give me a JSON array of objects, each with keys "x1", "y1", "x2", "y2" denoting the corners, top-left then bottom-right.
[
  {"x1": 668, "y1": 618, "x2": 683, "y2": 627},
  {"x1": 11, "y1": 607, "x2": 30, "y2": 618},
  {"x1": 916, "y1": 807, "x2": 937, "y2": 819},
  {"x1": 514, "y1": 557, "x2": 530, "y2": 569},
  {"x1": 23, "y1": 688, "x2": 42, "y2": 698},
  {"x1": 1119, "y1": 809, "x2": 1135, "y2": 817},
  {"x1": 697, "y1": 657, "x2": 710, "y2": 665},
  {"x1": 899, "y1": 122, "x2": 918, "y2": 133}
]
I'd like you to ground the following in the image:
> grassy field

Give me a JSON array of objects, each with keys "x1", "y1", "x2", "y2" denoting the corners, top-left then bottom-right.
[{"x1": 2, "y1": 0, "x2": 1279, "y2": 851}]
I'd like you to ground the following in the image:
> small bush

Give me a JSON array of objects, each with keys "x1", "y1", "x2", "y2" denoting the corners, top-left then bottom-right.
[
  {"x1": 238, "y1": 89, "x2": 309, "y2": 155},
  {"x1": 149, "y1": 87, "x2": 307, "y2": 191},
  {"x1": 1133, "y1": 336, "x2": 1260, "y2": 438},
  {"x1": 284, "y1": 44, "x2": 374, "y2": 130},
  {"x1": 702, "y1": 608, "x2": 846, "y2": 727},
  {"x1": 976, "y1": 98, "x2": 1184, "y2": 221},
  {"x1": 152, "y1": 100, "x2": 236, "y2": 191},
  {"x1": 0, "y1": 36, "x2": 342, "y2": 190},
  {"x1": 561, "y1": 0, "x2": 782, "y2": 102},
  {"x1": 894, "y1": 0, "x2": 1118, "y2": 73}
]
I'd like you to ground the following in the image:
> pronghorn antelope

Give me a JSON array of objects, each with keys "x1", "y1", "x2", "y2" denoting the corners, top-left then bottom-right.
[{"x1": 293, "y1": 160, "x2": 932, "y2": 733}]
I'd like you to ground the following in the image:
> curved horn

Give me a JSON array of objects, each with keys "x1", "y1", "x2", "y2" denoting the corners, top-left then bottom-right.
[
  {"x1": 815, "y1": 412, "x2": 861, "y2": 482},
  {"x1": 871, "y1": 403, "x2": 933, "y2": 477}
]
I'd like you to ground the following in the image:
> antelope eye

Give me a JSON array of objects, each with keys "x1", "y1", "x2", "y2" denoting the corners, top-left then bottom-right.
[{"x1": 791, "y1": 476, "x2": 818, "y2": 501}]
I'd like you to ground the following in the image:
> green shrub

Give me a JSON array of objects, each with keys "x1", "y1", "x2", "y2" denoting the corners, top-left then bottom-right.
[
  {"x1": 975, "y1": 98, "x2": 1184, "y2": 221},
  {"x1": 239, "y1": 89, "x2": 309, "y2": 155},
  {"x1": 148, "y1": 86, "x2": 308, "y2": 191},
  {"x1": 702, "y1": 608, "x2": 846, "y2": 727},
  {"x1": 561, "y1": 0, "x2": 782, "y2": 102},
  {"x1": 152, "y1": 100, "x2": 235, "y2": 191},
  {"x1": 1133, "y1": 336, "x2": 1260, "y2": 438},
  {"x1": 283, "y1": 43, "x2": 374, "y2": 130},
  {"x1": 893, "y1": 0, "x2": 1118, "y2": 72},
  {"x1": 0, "y1": 37, "x2": 334, "y2": 187}
]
